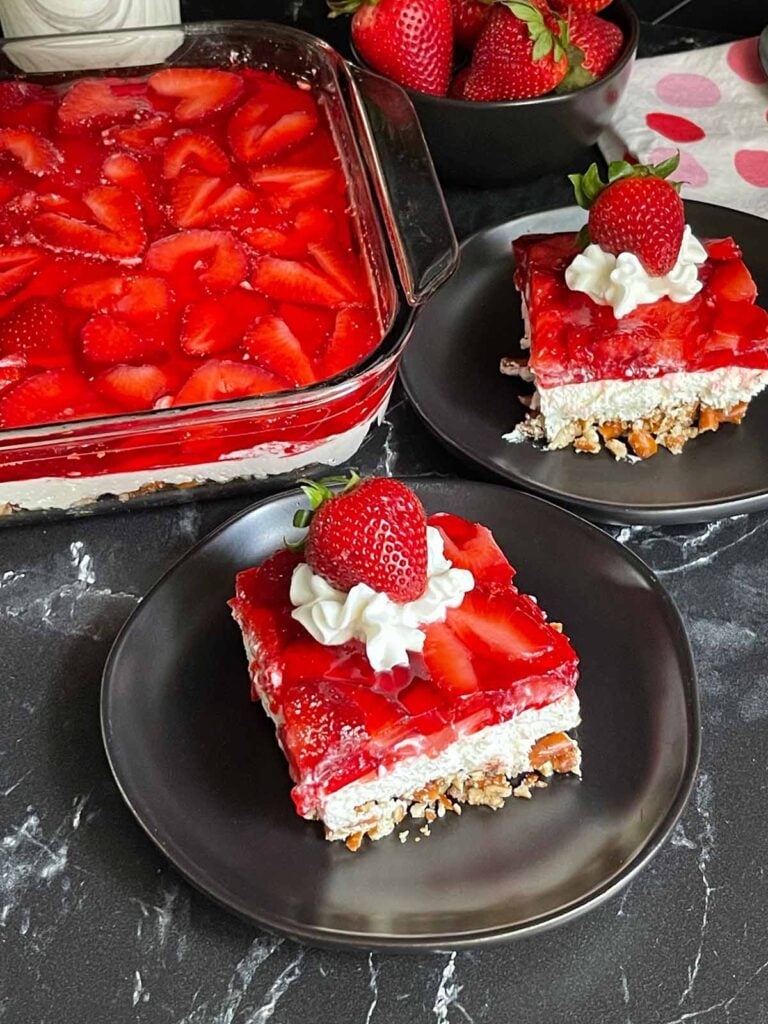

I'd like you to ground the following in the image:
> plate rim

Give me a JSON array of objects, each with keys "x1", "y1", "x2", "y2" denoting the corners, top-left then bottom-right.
[
  {"x1": 101, "y1": 478, "x2": 701, "y2": 950},
  {"x1": 399, "y1": 201, "x2": 768, "y2": 526}
]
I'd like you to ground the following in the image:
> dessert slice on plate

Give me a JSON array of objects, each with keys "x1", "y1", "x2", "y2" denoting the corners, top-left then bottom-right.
[
  {"x1": 505, "y1": 155, "x2": 768, "y2": 459},
  {"x1": 230, "y1": 475, "x2": 581, "y2": 850}
]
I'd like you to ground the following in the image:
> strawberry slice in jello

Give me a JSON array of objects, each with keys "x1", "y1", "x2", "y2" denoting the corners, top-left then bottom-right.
[
  {"x1": 32, "y1": 185, "x2": 147, "y2": 261},
  {"x1": 230, "y1": 477, "x2": 581, "y2": 850}
]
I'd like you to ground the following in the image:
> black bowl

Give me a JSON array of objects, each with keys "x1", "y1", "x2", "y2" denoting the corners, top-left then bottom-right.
[{"x1": 355, "y1": 0, "x2": 639, "y2": 187}]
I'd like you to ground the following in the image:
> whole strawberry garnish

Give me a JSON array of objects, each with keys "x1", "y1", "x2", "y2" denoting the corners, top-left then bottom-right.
[
  {"x1": 294, "y1": 473, "x2": 428, "y2": 603},
  {"x1": 451, "y1": 0, "x2": 493, "y2": 49},
  {"x1": 329, "y1": 0, "x2": 453, "y2": 97},
  {"x1": 550, "y1": 0, "x2": 612, "y2": 13},
  {"x1": 564, "y1": 10, "x2": 623, "y2": 80},
  {"x1": 569, "y1": 154, "x2": 685, "y2": 277},
  {"x1": 464, "y1": 1, "x2": 568, "y2": 102}
]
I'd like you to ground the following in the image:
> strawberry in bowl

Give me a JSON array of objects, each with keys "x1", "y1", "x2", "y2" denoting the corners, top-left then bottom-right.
[
  {"x1": 332, "y1": 0, "x2": 639, "y2": 184},
  {"x1": 230, "y1": 474, "x2": 581, "y2": 851}
]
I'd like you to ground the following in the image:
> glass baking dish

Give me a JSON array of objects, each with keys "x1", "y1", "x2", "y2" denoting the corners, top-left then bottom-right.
[{"x1": 0, "y1": 21, "x2": 457, "y2": 521}]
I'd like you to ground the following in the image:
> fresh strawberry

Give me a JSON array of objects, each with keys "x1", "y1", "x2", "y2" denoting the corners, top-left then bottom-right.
[
  {"x1": 550, "y1": 0, "x2": 612, "y2": 13},
  {"x1": 0, "y1": 246, "x2": 46, "y2": 297},
  {"x1": 226, "y1": 97, "x2": 270, "y2": 163},
  {"x1": 449, "y1": 68, "x2": 471, "y2": 98},
  {"x1": 148, "y1": 68, "x2": 244, "y2": 124},
  {"x1": 429, "y1": 512, "x2": 515, "y2": 593},
  {"x1": 708, "y1": 260, "x2": 758, "y2": 304},
  {"x1": 173, "y1": 358, "x2": 285, "y2": 405},
  {"x1": 422, "y1": 622, "x2": 479, "y2": 693},
  {"x1": 451, "y1": 0, "x2": 493, "y2": 48},
  {"x1": 248, "y1": 166, "x2": 340, "y2": 204},
  {"x1": 0, "y1": 368, "x2": 98, "y2": 428},
  {"x1": 179, "y1": 291, "x2": 269, "y2": 355},
  {"x1": 706, "y1": 237, "x2": 743, "y2": 262},
  {"x1": 162, "y1": 132, "x2": 230, "y2": 178},
  {"x1": 251, "y1": 257, "x2": 348, "y2": 308},
  {"x1": 446, "y1": 590, "x2": 548, "y2": 658},
  {"x1": 81, "y1": 313, "x2": 161, "y2": 364},
  {"x1": 31, "y1": 185, "x2": 147, "y2": 261},
  {"x1": 95, "y1": 363, "x2": 170, "y2": 410},
  {"x1": 0, "y1": 82, "x2": 53, "y2": 111},
  {"x1": 63, "y1": 274, "x2": 172, "y2": 322},
  {"x1": 565, "y1": 10, "x2": 623, "y2": 80},
  {"x1": 0, "y1": 128, "x2": 62, "y2": 176},
  {"x1": 298, "y1": 474, "x2": 428, "y2": 603},
  {"x1": 170, "y1": 171, "x2": 255, "y2": 229},
  {"x1": 278, "y1": 303, "x2": 336, "y2": 357},
  {"x1": 101, "y1": 152, "x2": 163, "y2": 230},
  {"x1": 0, "y1": 358, "x2": 25, "y2": 394},
  {"x1": 0, "y1": 298, "x2": 70, "y2": 368},
  {"x1": 308, "y1": 242, "x2": 367, "y2": 303},
  {"x1": 104, "y1": 114, "x2": 172, "y2": 153},
  {"x1": 145, "y1": 230, "x2": 248, "y2": 292},
  {"x1": 242, "y1": 316, "x2": 317, "y2": 386},
  {"x1": 570, "y1": 154, "x2": 685, "y2": 277},
  {"x1": 329, "y1": 0, "x2": 453, "y2": 96},
  {"x1": 464, "y1": 1, "x2": 569, "y2": 101},
  {"x1": 58, "y1": 79, "x2": 149, "y2": 130},
  {"x1": 320, "y1": 306, "x2": 380, "y2": 377},
  {"x1": 281, "y1": 681, "x2": 365, "y2": 774}
]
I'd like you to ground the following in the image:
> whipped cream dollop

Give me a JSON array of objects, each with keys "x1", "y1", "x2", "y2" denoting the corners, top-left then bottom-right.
[
  {"x1": 289, "y1": 526, "x2": 475, "y2": 672},
  {"x1": 564, "y1": 226, "x2": 708, "y2": 319}
]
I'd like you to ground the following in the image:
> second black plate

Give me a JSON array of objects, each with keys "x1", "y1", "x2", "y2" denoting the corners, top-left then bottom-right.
[{"x1": 400, "y1": 203, "x2": 768, "y2": 524}]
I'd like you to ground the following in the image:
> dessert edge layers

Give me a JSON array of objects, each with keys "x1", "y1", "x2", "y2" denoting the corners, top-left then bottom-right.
[{"x1": 0, "y1": 406, "x2": 383, "y2": 513}]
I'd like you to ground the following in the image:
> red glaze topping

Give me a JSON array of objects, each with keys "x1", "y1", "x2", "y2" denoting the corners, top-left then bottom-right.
[
  {"x1": 513, "y1": 232, "x2": 768, "y2": 389},
  {"x1": 0, "y1": 69, "x2": 380, "y2": 430},
  {"x1": 230, "y1": 513, "x2": 579, "y2": 816}
]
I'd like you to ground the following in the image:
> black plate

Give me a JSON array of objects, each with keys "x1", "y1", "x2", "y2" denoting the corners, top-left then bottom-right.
[
  {"x1": 102, "y1": 479, "x2": 698, "y2": 950},
  {"x1": 400, "y1": 203, "x2": 768, "y2": 525}
]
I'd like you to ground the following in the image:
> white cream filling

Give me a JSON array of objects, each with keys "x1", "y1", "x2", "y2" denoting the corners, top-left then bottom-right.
[
  {"x1": 0, "y1": 400, "x2": 387, "y2": 513},
  {"x1": 289, "y1": 527, "x2": 474, "y2": 672},
  {"x1": 564, "y1": 227, "x2": 707, "y2": 319},
  {"x1": 522, "y1": 367, "x2": 768, "y2": 441},
  {"x1": 319, "y1": 691, "x2": 580, "y2": 837}
]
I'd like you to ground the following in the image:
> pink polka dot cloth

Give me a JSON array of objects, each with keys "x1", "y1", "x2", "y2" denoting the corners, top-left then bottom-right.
[{"x1": 600, "y1": 37, "x2": 768, "y2": 218}]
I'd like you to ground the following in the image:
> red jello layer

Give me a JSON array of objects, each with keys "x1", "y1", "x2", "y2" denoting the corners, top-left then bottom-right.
[
  {"x1": 230, "y1": 513, "x2": 579, "y2": 817},
  {"x1": 0, "y1": 69, "x2": 381, "y2": 431},
  {"x1": 513, "y1": 232, "x2": 768, "y2": 389}
]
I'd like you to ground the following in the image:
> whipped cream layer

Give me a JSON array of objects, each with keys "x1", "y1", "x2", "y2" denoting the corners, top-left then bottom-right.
[
  {"x1": 565, "y1": 226, "x2": 707, "y2": 319},
  {"x1": 290, "y1": 526, "x2": 474, "y2": 672},
  {"x1": 523, "y1": 367, "x2": 768, "y2": 442}
]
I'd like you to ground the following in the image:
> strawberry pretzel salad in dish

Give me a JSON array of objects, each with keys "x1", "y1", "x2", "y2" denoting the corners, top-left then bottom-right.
[
  {"x1": 504, "y1": 154, "x2": 768, "y2": 459},
  {"x1": 230, "y1": 474, "x2": 581, "y2": 852}
]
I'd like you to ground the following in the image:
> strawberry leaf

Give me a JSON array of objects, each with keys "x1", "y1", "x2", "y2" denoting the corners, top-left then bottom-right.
[
  {"x1": 607, "y1": 160, "x2": 635, "y2": 183},
  {"x1": 576, "y1": 224, "x2": 591, "y2": 250},
  {"x1": 651, "y1": 152, "x2": 681, "y2": 179},
  {"x1": 556, "y1": 45, "x2": 595, "y2": 92},
  {"x1": 568, "y1": 172, "x2": 589, "y2": 209},
  {"x1": 532, "y1": 32, "x2": 554, "y2": 62}
]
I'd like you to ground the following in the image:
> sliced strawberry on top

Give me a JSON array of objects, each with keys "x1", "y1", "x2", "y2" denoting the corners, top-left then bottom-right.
[
  {"x1": 422, "y1": 621, "x2": 479, "y2": 694},
  {"x1": 0, "y1": 358, "x2": 25, "y2": 394},
  {"x1": 226, "y1": 97, "x2": 270, "y2": 164},
  {"x1": 63, "y1": 274, "x2": 172, "y2": 322},
  {"x1": 308, "y1": 242, "x2": 368, "y2": 303},
  {"x1": 705, "y1": 237, "x2": 742, "y2": 262},
  {"x1": 104, "y1": 114, "x2": 173, "y2": 153},
  {"x1": 0, "y1": 82, "x2": 53, "y2": 110},
  {"x1": 0, "y1": 128, "x2": 62, "y2": 176},
  {"x1": 32, "y1": 185, "x2": 147, "y2": 261},
  {"x1": 170, "y1": 171, "x2": 255, "y2": 229},
  {"x1": 146, "y1": 230, "x2": 248, "y2": 293},
  {"x1": 149, "y1": 68, "x2": 243, "y2": 124},
  {"x1": 320, "y1": 306, "x2": 380, "y2": 378},
  {"x1": 446, "y1": 591, "x2": 551, "y2": 660},
  {"x1": 0, "y1": 298, "x2": 71, "y2": 368},
  {"x1": 163, "y1": 131, "x2": 230, "y2": 178},
  {"x1": 173, "y1": 358, "x2": 286, "y2": 405},
  {"x1": 180, "y1": 291, "x2": 269, "y2": 355},
  {"x1": 242, "y1": 316, "x2": 317, "y2": 387},
  {"x1": 80, "y1": 314, "x2": 162, "y2": 364},
  {"x1": 707, "y1": 259, "x2": 758, "y2": 304},
  {"x1": 278, "y1": 303, "x2": 336, "y2": 358},
  {"x1": 0, "y1": 246, "x2": 46, "y2": 297},
  {"x1": 251, "y1": 257, "x2": 348, "y2": 309},
  {"x1": 243, "y1": 109, "x2": 318, "y2": 164},
  {"x1": 249, "y1": 166, "x2": 339, "y2": 204},
  {"x1": 95, "y1": 363, "x2": 171, "y2": 410},
  {"x1": 429, "y1": 512, "x2": 515, "y2": 594},
  {"x1": 0, "y1": 368, "x2": 100, "y2": 428},
  {"x1": 58, "y1": 78, "x2": 149, "y2": 130},
  {"x1": 102, "y1": 152, "x2": 164, "y2": 230}
]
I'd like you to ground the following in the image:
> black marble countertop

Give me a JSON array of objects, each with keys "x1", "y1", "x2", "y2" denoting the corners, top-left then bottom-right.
[{"x1": 2, "y1": 6, "x2": 768, "y2": 1024}]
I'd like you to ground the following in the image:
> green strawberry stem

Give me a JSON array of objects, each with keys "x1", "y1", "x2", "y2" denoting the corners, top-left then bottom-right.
[
  {"x1": 327, "y1": 0, "x2": 370, "y2": 16},
  {"x1": 502, "y1": 1, "x2": 567, "y2": 63},
  {"x1": 569, "y1": 152, "x2": 682, "y2": 210},
  {"x1": 292, "y1": 470, "x2": 361, "y2": 530}
]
